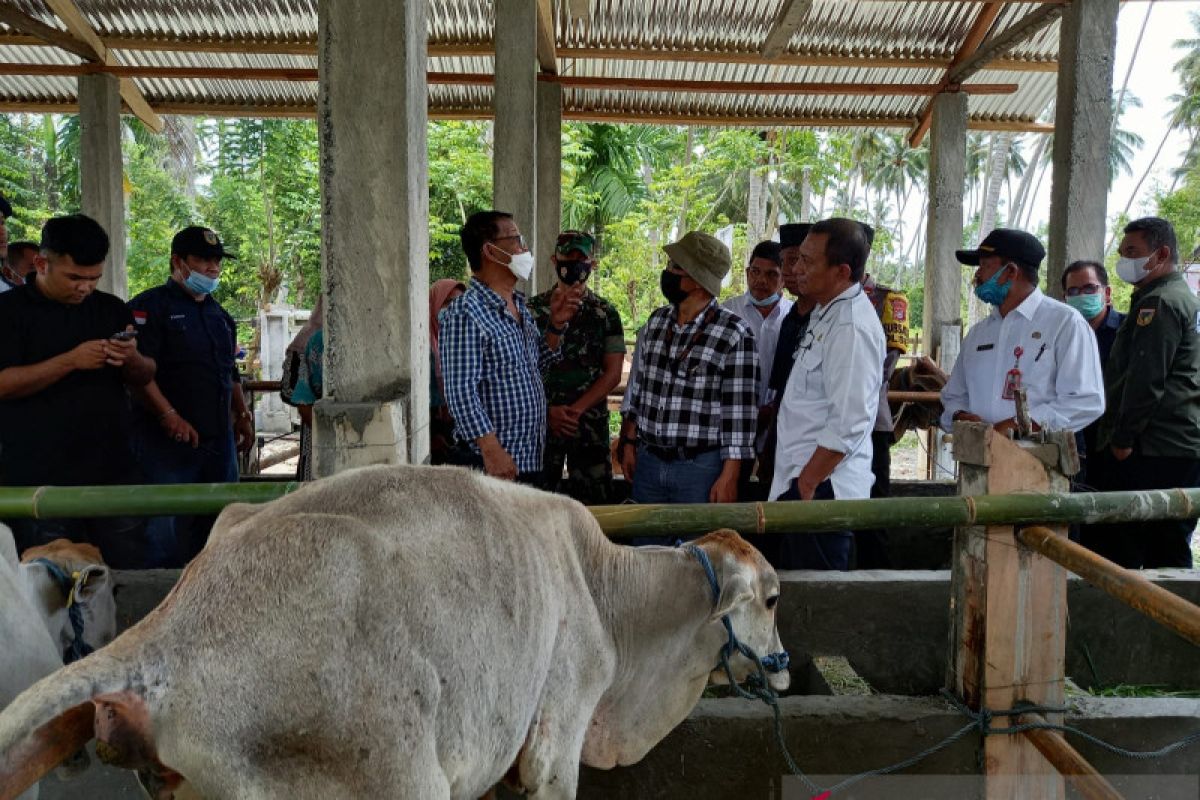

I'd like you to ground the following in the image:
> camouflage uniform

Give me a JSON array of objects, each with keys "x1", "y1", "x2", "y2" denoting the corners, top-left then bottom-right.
[{"x1": 529, "y1": 288, "x2": 625, "y2": 504}]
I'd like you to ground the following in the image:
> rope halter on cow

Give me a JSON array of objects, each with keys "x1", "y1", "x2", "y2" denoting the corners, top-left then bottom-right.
[
  {"x1": 30, "y1": 557, "x2": 94, "y2": 664},
  {"x1": 681, "y1": 543, "x2": 790, "y2": 676}
]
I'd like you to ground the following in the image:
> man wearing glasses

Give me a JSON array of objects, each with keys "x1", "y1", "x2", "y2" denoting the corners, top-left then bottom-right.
[
  {"x1": 1062, "y1": 260, "x2": 1124, "y2": 366},
  {"x1": 529, "y1": 230, "x2": 625, "y2": 504},
  {"x1": 439, "y1": 211, "x2": 577, "y2": 485}
]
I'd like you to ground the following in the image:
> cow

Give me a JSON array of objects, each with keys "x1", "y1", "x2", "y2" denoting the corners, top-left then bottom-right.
[
  {"x1": 0, "y1": 465, "x2": 788, "y2": 800},
  {"x1": 0, "y1": 527, "x2": 117, "y2": 799}
]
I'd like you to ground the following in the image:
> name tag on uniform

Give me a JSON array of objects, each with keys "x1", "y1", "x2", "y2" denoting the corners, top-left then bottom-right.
[{"x1": 976, "y1": 343, "x2": 995, "y2": 352}]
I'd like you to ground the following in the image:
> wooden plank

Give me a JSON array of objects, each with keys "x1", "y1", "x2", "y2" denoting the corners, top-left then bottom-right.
[
  {"x1": 0, "y1": 5, "x2": 94, "y2": 60},
  {"x1": 761, "y1": 0, "x2": 814, "y2": 60},
  {"x1": 535, "y1": 0, "x2": 557, "y2": 74},
  {"x1": 1018, "y1": 713, "x2": 1124, "y2": 800}
]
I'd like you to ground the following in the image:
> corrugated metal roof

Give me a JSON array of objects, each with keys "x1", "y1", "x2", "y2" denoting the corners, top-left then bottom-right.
[{"x1": 0, "y1": 0, "x2": 1061, "y2": 127}]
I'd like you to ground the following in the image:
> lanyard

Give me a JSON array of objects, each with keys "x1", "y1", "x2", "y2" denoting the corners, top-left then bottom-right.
[
  {"x1": 794, "y1": 286, "x2": 862, "y2": 358},
  {"x1": 667, "y1": 305, "x2": 717, "y2": 367}
]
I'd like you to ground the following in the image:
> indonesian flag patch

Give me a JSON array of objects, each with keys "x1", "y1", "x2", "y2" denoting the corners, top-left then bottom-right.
[{"x1": 132, "y1": 310, "x2": 148, "y2": 326}]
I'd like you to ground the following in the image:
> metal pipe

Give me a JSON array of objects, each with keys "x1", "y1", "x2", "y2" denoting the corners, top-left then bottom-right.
[
  {"x1": 0, "y1": 485, "x2": 1198, "y2": 539},
  {"x1": 1016, "y1": 526, "x2": 1200, "y2": 647},
  {"x1": 1016, "y1": 713, "x2": 1124, "y2": 800}
]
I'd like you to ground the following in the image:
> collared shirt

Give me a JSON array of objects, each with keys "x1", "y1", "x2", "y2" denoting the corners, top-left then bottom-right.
[
  {"x1": 1097, "y1": 271, "x2": 1200, "y2": 457},
  {"x1": 767, "y1": 301, "x2": 812, "y2": 398},
  {"x1": 0, "y1": 280, "x2": 137, "y2": 485},
  {"x1": 439, "y1": 277, "x2": 562, "y2": 474},
  {"x1": 128, "y1": 279, "x2": 239, "y2": 440},
  {"x1": 771, "y1": 284, "x2": 884, "y2": 501},
  {"x1": 940, "y1": 289, "x2": 1104, "y2": 432},
  {"x1": 627, "y1": 299, "x2": 759, "y2": 461},
  {"x1": 722, "y1": 292, "x2": 794, "y2": 405}
]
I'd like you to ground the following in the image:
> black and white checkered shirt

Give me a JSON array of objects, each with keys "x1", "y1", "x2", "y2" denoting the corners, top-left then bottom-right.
[{"x1": 627, "y1": 300, "x2": 760, "y2": 460}]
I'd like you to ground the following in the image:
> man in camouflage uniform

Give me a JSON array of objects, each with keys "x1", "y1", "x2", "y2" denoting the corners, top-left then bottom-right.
[
  {"x1": 530, "y1": 231, "x2": 625, "y2": 504},
  {"x1": 858, "y1": 222, "x2": 910, "y2": 568}
]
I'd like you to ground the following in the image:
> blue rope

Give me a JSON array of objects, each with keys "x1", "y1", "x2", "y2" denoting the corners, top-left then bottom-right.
[{"x1": 29, "y1": 558, "x2": 93, "y2": 664}]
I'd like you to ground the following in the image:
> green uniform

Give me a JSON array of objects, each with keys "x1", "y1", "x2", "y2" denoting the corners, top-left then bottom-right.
[
  {"x1": 529, "y1": 287, "x2": 626, "y2": 504},
  {"x1": 1097, "y1": 271, "x2": 1200, "y2": 456}
]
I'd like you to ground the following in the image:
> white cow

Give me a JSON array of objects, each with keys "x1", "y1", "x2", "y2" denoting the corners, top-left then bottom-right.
[
  {"x1": 0, "y1": 526, "x2": 117, "y2": 800},
  {"x1": 0, "y1": 465, "x2": 788, "y2": 800}
]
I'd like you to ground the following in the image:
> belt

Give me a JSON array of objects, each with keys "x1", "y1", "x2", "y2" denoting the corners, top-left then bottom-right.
[{"x1": 642, "y1": 443, "x2": 719, "y2": 462}]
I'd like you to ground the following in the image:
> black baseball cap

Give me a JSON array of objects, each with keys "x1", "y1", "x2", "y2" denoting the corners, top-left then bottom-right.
[
  {"x1": 171, "y1": 226, "x2": 238, "y2": 260},
  {"x1": 779, "y1": 223, "x2": 812, "y2": 248},
  {"x1": 956, "y1": 228, "x2": 1045, "y2": 267}
]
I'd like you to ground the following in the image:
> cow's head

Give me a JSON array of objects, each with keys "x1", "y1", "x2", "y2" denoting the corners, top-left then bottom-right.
[
  {"x1": 693, "y1": 530, "x2": 790, "y2": 693},
  {"x1": 21, "y1": 539, "x2": 118, "y2": 658}
]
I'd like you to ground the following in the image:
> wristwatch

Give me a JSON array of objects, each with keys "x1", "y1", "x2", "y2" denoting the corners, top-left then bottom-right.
[{"x1": 547, "y1": 321, "x2": 570, "y2": 335}]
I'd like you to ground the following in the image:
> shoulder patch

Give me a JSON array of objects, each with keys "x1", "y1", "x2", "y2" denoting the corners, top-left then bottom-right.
[
  {"x1": 132, "y1": 310, "x2": 147, "y2": 325},
  {"x1": 1137, "y1": 307, "x2": 1156, "y2": 327}
]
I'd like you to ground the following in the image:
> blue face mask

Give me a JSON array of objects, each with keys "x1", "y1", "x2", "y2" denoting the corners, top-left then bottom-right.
[
  {"x1": 1066, "y1": 294, "x2": 1104, "y2": 320},
  {"x1": 184, "y1": 270, "x2": 220, "y2": 296},
  {"x1": 973, "y1": 265, "x2": 1013, "y2": 307},
  {"x1": 749, "y1": 292, "x2": 781, "y2": 308}
]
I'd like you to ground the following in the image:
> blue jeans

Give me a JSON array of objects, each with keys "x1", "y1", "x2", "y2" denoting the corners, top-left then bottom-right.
[
  {"x1": 135, "y1": 426, "x2": 239, "y2": 567},
  {"x1": 769, "y1": 479, "x2": 853, "y2": 571},
  {"x1": 631, "y1": 445, "x2": 724, "y2": 546}
]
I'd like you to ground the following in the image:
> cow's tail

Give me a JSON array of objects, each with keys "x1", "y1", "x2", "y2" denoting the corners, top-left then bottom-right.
[{"x1": 0, "y1": 646, "x2": 151, "y2": 800}]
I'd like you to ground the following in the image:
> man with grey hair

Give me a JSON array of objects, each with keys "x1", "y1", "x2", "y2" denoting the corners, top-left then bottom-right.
[{"x1": 619, "y1": 231, "x2": 759, "y2": 507}]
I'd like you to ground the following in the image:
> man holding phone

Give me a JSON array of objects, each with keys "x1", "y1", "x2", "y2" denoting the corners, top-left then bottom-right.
[
  {"x1": 0, "y1": 214, "x2": 156, "y2": 567},
  {"x1": 128, "y1": 226, "x2": 251, "y2": 565}
]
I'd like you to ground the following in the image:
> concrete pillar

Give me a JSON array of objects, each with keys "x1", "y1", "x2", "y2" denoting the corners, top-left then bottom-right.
[
  {"x1": 1045, "y1": 0, "x2": 1118, "y2": 298},
  {"x1": 78, "y1": 73, "x2": 126, "y2": 298},
  {"x1": 493, "y1": 0, "x2": 538, "y2": 288},
  {"x1": 535, "y1": 79, "x2": 562, "y2": 293},
  {"x1": 921, "y1": 91, "x2": 968, "y2": 359},
  {"x1": 314, "y1": 0, "x2": 430, "y2": 475}
]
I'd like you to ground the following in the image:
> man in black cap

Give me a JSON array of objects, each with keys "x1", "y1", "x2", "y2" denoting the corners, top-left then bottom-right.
[
  {"x1": 127, "y1": 225, "x2": 253, "y2": 565},
  {"x1": 940, "y1": 228, "x2": 1103, "y2": 437},
  {"x1": 0, "y1": 214, "x2": 156, "y2": 567}
]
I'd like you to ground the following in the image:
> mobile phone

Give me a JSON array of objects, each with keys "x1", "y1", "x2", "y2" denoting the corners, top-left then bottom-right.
[{"x1": 111, "y1": 331, "x2": 137, "y2": 341}]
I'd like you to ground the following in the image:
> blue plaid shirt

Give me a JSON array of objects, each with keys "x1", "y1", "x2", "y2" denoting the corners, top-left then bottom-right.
[{"x1": 438, "y1": 277, "x2": 562, "y2": 473}]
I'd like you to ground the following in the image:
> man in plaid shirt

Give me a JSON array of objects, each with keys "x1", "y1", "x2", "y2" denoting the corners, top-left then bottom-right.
[
  {"x1": 619, "y1": 231, "x2": 759, "y2": 505},
  {"x1": 439, "y1": 211, "x2": 578, "y2": 484}
]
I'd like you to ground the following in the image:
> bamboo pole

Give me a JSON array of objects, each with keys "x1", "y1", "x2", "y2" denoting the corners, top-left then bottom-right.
[
  {"x1": 0, "y1": 486, "x2": 1198, "y2": 539},
  {"x1": 1016, "y1": 713, "x2": 1124, "y2": 800},
  {"x1": 1016, "y1": 526, "x2": 1200, "y2": 647}
]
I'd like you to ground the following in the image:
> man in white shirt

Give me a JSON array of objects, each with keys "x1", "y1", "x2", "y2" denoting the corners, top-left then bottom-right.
[
  {"x1": 723, "y1": 240, "x2": 794, "y2": 500},
  {"x1": 772, "y1": 218, "x2": 885, "y2": 570},
  {"x1": 940, "y1": 228, "x2": 1103, "y2": 436}
]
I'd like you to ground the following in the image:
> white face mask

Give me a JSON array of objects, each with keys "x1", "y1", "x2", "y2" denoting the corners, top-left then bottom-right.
[
  {"x1": 489, "y1": 242, "x2": 535, "y2": 281},
  {"x1": 1115, "y1": 254, "x2": 1152, "y2": 285}
]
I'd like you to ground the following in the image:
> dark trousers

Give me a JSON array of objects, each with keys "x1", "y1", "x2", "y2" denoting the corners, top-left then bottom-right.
[
  {"x1": 854, "y1": 431, "x2": 893, "y2": 569},
  {"x1": 765, "y1": 479, "x2": 852, "y2": 571},
  {"x1": 1081, "y1": 450, "x2": 1200, "y2": 569},
  {"x1": 9, "y1": 515, "x2": 151, "y2": 570}
]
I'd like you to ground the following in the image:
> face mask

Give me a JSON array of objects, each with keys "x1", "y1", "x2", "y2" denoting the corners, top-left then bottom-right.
[
  {"x1": 184, "y1": 269, "x2": 219, "y2": 295},
  {"x1": 749, "y1": 292, "x2": 781, "y2": 308},
  {"x1": 1066, "y1": 293, "x2": 1104, "y2": 320},
  {"x1": 660, "y1": 269, "x2": 689, "y2": 305},
  {"x1": 1115, "y1": 255, "x2": 1152, "y2": 285},
  {"x1": 556, "y1": 259, "x2": 591, "y2": 286},
  {"x1": 488, "y1": 242, "x2": 534, "y2": 281},
  {"x1": 973, "y1": 264, "x2": 1013, "y2": 307}
]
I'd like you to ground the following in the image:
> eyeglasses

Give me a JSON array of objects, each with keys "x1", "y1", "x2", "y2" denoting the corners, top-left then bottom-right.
[
  {"x1": 492, "y1": 234, "x2": 528, "y2": 251},
  {"x1": 1064, "y1": 284, "x2": 1103, "y2": 297}
]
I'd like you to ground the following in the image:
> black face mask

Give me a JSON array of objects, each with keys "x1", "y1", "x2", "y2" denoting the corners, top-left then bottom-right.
[
  {"x1": 556, "y1": 259, "x2": 592, "y2": 286},
  {"x1": 660, "y1": 269, "x2": 689, "y2": 305}
]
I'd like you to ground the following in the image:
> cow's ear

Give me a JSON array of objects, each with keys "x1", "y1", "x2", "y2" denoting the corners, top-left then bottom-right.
[
  {"x1": 72, "y1": 565, "x2": 110, "y2": 603},
  {"x1": 711, "y1": 571, "x2": 754, "y2": 621}
]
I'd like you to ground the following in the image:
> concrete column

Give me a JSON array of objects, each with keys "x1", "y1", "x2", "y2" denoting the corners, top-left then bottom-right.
[
  {"x1": 535, "y1": 79, "x2": 562, "y2": 293},
  {"x1": 314, "y1": 0, "x2": 429, "y2": 476},
  {"x1": 921, "y1": 91, "x2": 968, "y2": 359},
  {"x1": 493, "y1": 0, "x2": 538, "y2": 288},
  {"x1": 78, "y1": 73, "x2": 126, "y2": 298},
  {"x1": 1045, "y1": 0, "x2": 1118, "y2": 298}
]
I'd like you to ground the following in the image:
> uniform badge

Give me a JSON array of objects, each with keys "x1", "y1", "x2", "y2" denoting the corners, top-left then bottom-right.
[
  {"x1": 889, "y1": 297, "x2": 907, "y2": 322},
  {"x1": 203, "y1": 230, "x2": 219, "y2": 245},
  {"x1": 1137, "y1": 308, "x2": 1156, "y2": 326},
  {"x1": 132, "y1": 310, "x2": 147, "y2": 326}
]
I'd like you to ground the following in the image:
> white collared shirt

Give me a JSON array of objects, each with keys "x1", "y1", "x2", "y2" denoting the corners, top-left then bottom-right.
[
  {"x1": 939, "y1": 288, "x2": 1104, "y2": 431},
  {"x1": 722, "y1": 292, "x2": 794, "y2": 405},
  {"x1": 770, "y1": 284, "x2": 885, "y2": 501}
]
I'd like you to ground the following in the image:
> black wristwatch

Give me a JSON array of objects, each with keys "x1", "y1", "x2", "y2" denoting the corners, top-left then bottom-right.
[{"x1": 547, "y1": 321, "x2": 569, "y2": 335}]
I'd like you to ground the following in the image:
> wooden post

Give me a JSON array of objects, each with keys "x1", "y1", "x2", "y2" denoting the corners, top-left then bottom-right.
[{"x1": 947, "y1": 421, "x2": 1074, "y2": 799}]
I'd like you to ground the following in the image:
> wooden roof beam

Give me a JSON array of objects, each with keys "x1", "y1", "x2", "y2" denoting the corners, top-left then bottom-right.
[
  {"x1": 761, "y1": 0, "x2": 814, "y2": 60},
  {"x1": 947, "y1": 3, "x2": 1067, "y2": 85},
  {"x1": 42, "y1": 0, "x2": 162, "y2": 132},
  {"x1": 907, "y1": 1, "x2": 1004, "y2": 147},
  {"x1": 535, "y1": 0, "x2": 556, "y2": 74},
  {"x1": 0, "y1": 5, "x2": 93, "y2": 60}
]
